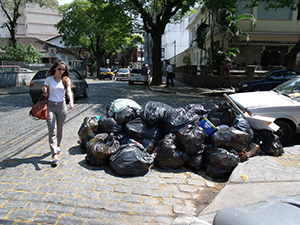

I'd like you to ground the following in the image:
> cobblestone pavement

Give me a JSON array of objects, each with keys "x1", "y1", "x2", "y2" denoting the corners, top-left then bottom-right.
[{"x1": 0, "y1": 80, "x2": 227, "y2": 225}]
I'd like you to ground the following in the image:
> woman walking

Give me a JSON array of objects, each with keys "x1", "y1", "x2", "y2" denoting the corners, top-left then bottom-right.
[{"x1": 42, "y1": 60, "x2": 74, "y2": 165}]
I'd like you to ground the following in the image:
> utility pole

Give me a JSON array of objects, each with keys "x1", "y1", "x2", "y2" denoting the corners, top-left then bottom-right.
[{"x1": 173, "y1": 40, "x2": 176, "y2": 67}]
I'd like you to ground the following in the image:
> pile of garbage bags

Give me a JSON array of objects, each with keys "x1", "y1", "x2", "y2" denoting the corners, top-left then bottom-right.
[{"x1": 78, "y1": 98, "x2": 284, "y2": 179}]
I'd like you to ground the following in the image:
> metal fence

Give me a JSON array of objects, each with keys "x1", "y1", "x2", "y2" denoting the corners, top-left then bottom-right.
[{"x1": 1, "y1": 61, "x2": 52, "y2": 71}]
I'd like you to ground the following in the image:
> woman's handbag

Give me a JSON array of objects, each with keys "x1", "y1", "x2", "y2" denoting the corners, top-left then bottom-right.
[{"x1": 29, "y1": 94, "x2": 48, "y2": 120}]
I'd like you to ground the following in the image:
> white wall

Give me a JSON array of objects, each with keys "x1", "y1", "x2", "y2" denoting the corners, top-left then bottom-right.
[{"x1": 161, "y1": 17, "x2": 189, "y2": 63}]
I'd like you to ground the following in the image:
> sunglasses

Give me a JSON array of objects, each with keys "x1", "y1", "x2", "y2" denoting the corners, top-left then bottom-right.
[{"x1": 57, "y1": 68, "x2": 66, "y2": 71}]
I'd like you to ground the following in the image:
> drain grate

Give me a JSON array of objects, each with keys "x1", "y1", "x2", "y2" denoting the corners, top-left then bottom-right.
[{"x1": 273, "y1": 155, "x2": 300, "y2": 167}]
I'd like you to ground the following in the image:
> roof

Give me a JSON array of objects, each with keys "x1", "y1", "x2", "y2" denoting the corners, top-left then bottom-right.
[{"x1": 0, "y1": 37, "x2": 77, "y2": 56}]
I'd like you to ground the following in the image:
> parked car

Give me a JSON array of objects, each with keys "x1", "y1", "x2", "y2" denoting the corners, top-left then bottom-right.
[
  {"x1": 128, "y1": 68, "x2": 150, "y2": 85},
  {"x1": 227, "y1": 75, "x2": 300, "y2": 145},
  {"x1": 29, "y1": 69, "x2": 89, "y2": 104},
  {"x1": 115, "y1": 68, "x2": 130, "y2": 81},
  {"x1": 98, "y1": 68, "x2": 115, "y2": 80},
  {"x1": 235, "y1": 70, "x2": 300, "y2": 92},
  {"x1": 20, "y1": 68, "x2": 33, "y2": 72}
]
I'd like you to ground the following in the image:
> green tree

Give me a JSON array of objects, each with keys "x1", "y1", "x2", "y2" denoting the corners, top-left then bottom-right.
[
  {"x1": 56, "y1": 0, "x2": 133, "y2": 75},
  {"x1": 1, "y1": 42, "x2": 41, "y2": 62},
  {"x1": 183, "y1": 55, "x2": 192, "y2": 66},
  {"x1": 110, "y1": 0, "x2": 198, "y2": 84},
  {"x1": 0, "y1": 0, "x2": 57, "y2": 48},
  {"x1": 195, "y1": 0, "x2": 255, "y2": 73}
]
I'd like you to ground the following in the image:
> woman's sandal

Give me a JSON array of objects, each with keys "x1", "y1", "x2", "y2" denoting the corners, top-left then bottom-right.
[{"x1": 52, "y1": 153, "x2": 59, "y2": 165}]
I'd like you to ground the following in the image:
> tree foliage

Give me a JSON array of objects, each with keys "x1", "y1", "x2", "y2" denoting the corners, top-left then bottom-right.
[
  {"x1": 0, "y1": 43, "x2": 41, "y2": 62},
  {"x1": 109, "y1": 0, "x2": 198, "y2": 84},
  {"x1": 0, "y1": 0, "x2": 57, "y2": 47},
  {"x1": 195, "y1": 0, "x2": 255, "y2": 73},
  {"x1": 56, "y1": 0, "x2": 133, "y2": 74}
]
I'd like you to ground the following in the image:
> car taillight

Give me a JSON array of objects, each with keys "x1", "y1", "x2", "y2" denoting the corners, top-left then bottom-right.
[{"x1": 30, "y1": 80, "x2": 34, "y2": 87}]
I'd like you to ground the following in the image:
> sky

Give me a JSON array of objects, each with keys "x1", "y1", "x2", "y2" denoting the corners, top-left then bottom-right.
[{"x1": 57, "y1": 0, "x2": 73, "y2": 5}]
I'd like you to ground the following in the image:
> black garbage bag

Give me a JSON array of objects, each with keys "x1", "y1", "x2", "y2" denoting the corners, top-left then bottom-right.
[
  {"x1": 253, "y1": 129, "x2": 284, "y2": 156},
  {"x1": 163, "y1": 108, "x2": 200, "y2": 135},
  {"x1": 78, "y1": 115, "x2": 100, "y2": 149},
  {"x1": 140, "y1": 101, "x2": 174, "y2": 127},
  {"x1": 204, "y1": 145, "x2": 240, "y2": 168},
  {"x1": 137, "y1": 138, "x2": 159, "y2": 154},
  {"x1": 207, "y1": 102, "x2": 236, "y2": 126},
  {"x1": 113, "y1": 106, "x2": 140, "y2": 125},
  {"x1": 113, "y1": 133, "x2": 131, "y2": 145},
  {"x1": 186, "y1": 145, "x2": 205, "y2": 171},
  {"x1": 124, "y1": 117, "x2": 163, "y2": 141},
  {"x1": 185, "y1": 103, "x2": 208, "y2": 116},
  {"x1": 85, "y1": 133, "x2": 120, "y2": 166},
  {"x1": 204, "y1": 163, "x2": 234, "y2": 180},
  {"x1": 230, "y1": 114, "x2": 254, "y2": 138},
  {"x1": 109, "y1": 142, "x2": 154, "y2": 176},
  {"x1": 203, "y1": 145, "x2": 240, "y2": 180},
  {"x1": 154, "y1": 133, "x2": 190, "y2": 170},
  {"x1": 211, "y1": 127, "x2": 252, "y2": 151},
  {"x1": 106, "y1": 98, "x2": 141, "y2": 118},
  {"x1": 98, "y1": 116, "x2": 123, "y2": 134},
  {"x1": 175, "y1": 124, "x2": 206, "y2": 155}
]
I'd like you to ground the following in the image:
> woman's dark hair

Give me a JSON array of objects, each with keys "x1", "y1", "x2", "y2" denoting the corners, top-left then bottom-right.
[{"x1": 47, "y1": 60, "x2": 72, "y2": 89}]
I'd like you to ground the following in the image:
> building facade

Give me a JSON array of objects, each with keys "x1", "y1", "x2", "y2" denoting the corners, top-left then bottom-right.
[
  {"x1": 183, "y1": 2, "x2": 300, "y2": 70},
  {"x1": 0, "y1": 3, "x2": 61, "y2": 40}
]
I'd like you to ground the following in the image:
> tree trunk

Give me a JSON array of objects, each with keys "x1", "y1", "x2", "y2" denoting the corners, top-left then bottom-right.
[
  {"x1": 7, "y1": 23, "x2": 17, "y2": 47},
  {"x1": 286, "y1": 39, "x2": 300, "y2": 70},
  {"x1": 151, "y1": 31, "x2": 163, "y2": 85}
]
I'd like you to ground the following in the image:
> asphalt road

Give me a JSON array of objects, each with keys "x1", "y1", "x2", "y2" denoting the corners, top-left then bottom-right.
[{"x1": 0, "y1": 79, "x2": 226, "y2": 224}]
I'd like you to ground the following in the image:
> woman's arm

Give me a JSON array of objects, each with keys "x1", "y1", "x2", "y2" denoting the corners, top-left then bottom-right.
[
  {"x1": 42, "y1": 85, "x2": 49, "y2": 97},
  {"x1": 66, "y1": 79, "x2": 74, "y2": 109}
]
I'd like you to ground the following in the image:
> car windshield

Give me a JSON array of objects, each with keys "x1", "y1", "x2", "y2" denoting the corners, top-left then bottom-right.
[
  {"x1": 257, "y1": 71, "x2": 271, "y2": 79},
  {"x1": 273, "y1": 76, "x2": 300, "y2": 101},
  {"x1": 102, "y1": 69, "x2": 110, "y2": 72},
  {"x1": 119, "y1": 69, "x2": 129, "y2": 73}
]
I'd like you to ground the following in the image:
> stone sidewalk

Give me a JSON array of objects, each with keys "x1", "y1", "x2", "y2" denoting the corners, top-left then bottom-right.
[{"x1": 0, "y1": 81, "x2": 227, "y2": 225}]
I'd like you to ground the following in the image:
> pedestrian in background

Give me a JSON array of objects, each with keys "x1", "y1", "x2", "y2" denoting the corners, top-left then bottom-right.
[
  {"x1": 42, "y1": 60, "x2": 74, "y2": 166},
  {"x1": 165, "y1": 61, "x2": 175, "y2": 87},
  {"x1": 141, "y1": 63, "x2": 148, "y2": 89},
  {"x1": 221, "y1": 63, "x2": 233, "y2": 89}
]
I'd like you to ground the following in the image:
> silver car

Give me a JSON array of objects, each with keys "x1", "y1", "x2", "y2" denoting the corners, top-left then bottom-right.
[
  {"x1": 227, "y1": 75, "x2": 300, "y2": 146},
  {"x1": 128, "y1": 68, "x2": 150, "y2": 85},
  {"x1": 115, "y1": 68, "x2": 130, "y2": 81}
]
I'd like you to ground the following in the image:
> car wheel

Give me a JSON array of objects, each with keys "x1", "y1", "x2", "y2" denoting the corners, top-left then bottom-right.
[
  {"x1": 252, "y1": 86, "x2": 264, "y2": 92},
  {"x1": 275, "y1": 120, "x2": 293, "y2": 146},
  {"x1": 83, "y1": 86, "x2": 89, "y2": 97}
]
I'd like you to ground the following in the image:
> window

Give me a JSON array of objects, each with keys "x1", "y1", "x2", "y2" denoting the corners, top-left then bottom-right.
[
  {"x1": 237, "y1": 1, "x2": 252, "y2": 14},
  {"x1": 258, "y1": 2, "x2": 292, "y2": 20}
]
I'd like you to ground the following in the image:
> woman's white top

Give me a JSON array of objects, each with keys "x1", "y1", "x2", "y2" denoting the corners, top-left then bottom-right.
[{"x1": 44, "y1": 76, "x2": 65, "y2": 102}]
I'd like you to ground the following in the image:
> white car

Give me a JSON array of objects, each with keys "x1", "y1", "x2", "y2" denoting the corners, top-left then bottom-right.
[
  {"x1": 115, "y1": 68, "x2": 130, "y2": 81},
  {"x1": 227, "y1": 75, "x2": 300, "y2": 146},
  {"x1": 128, "y1": 68, "x2": 150, "y2": 85}
]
